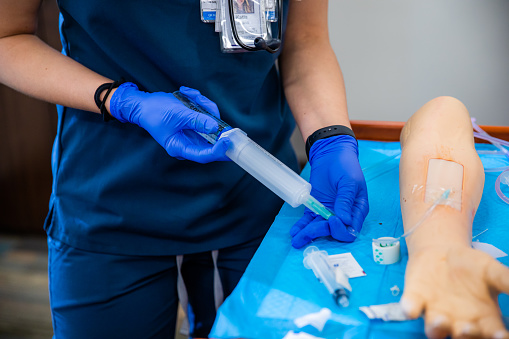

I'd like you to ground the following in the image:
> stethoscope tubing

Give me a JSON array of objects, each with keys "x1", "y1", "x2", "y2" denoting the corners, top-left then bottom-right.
[{"x1": 228, "y1": 0, "x2": 283, "y2": 53}]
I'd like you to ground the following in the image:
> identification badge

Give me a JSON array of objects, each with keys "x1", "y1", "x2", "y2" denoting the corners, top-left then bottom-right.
[
  {"x1": 219, "y1": 0, "x2": 271, "y2": 52},
  {"x1": 265, "y1": 0, "x2": 277, "y2": 22},
  {"x1": 201, "y1": 0, "x2": 218, "y2": 22}
]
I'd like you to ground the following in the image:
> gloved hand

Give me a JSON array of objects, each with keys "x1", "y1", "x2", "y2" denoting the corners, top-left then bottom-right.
[
  {"x1": 109, "y1": 83, "x2": 231, "y2": 163},
  {"x1": 290, "y1": 135, "x2": 369, "y2": 248}
]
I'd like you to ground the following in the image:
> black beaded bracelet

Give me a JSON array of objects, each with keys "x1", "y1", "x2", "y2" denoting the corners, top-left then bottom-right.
[
  {"x1": 94, "y1": 79, "x2": 125, "y2": 122},
  {"x1": 305, "y1": 125, "x2": 357, "y2": 159}
]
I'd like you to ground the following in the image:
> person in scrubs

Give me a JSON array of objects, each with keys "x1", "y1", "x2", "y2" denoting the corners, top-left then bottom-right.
[{"x1": 0, "y1": 0, "x2": 368, "y2": 337}]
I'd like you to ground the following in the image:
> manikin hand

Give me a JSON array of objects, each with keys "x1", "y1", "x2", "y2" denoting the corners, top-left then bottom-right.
[{"x1": 401, "y1": 244, "x2": 509, "y2": 339}]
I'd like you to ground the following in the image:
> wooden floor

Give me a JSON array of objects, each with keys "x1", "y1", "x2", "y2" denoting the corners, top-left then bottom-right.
[
  {"x1": 0, "y1": 235, "x2": 187, "y2": 339},
  {"x1": 0, "y1": 235, "x2": 52, "y2": 339}
]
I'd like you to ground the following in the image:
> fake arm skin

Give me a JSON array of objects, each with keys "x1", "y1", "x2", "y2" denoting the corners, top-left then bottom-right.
[
  {"x1": 0, "y1": 0, "x2": 113, "y2": 114},
  {"x1": 279, "y1": 0, "x2": 351, "y2": 141},
  {"x1": 399, "y1": 96, "x2": 509, "y2": 339}
]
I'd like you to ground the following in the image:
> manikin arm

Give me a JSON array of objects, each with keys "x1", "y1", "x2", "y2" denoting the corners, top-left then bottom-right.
[{"x1": 399, "y1": 96, "x2": 509, "y2": 339}]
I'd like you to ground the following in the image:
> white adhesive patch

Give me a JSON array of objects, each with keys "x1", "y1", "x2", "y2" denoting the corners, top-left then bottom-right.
[{"x1": 425, "y1": 159, "x2": 463, "y2": 211}]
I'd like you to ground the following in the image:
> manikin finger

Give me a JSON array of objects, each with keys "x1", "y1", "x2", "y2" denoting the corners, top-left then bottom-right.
[
  {"x1": 478, "y1": 315, "x2": 509, "y2": 339},
  {"x1": 424, "y1": 311, "x2": 452, "y2": 339},
  {"x1": 486, "y1": 260, "x2": 509, "y2": 294},
  {"x1": 451, "y1": 320, "x2": 481, "y2": 339},
  {"x1": 400, "y1": 291, "x2": 425, "y2": 319}
]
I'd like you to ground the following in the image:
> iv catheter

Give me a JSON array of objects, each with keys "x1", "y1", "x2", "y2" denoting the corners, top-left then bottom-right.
[
  {"x1": 303, "y1": 246, "x2": 351, "y2": 307},
  {"x1": 173, "y1": 91, "x2": 332, "y2": 218}
]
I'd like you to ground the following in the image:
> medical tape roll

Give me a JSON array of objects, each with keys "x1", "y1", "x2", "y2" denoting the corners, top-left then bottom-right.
[{"x1": 372, "y1": 237, "x2": 400, "y2": 265}]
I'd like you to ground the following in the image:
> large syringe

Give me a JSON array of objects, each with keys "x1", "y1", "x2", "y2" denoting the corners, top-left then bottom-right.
[{"x1": 173, "y1": 91, "x2": 332, "y2": 218}]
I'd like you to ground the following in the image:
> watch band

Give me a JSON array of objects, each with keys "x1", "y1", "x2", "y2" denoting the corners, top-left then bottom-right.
[{"x1": 305, "y1": 125, "x2": 356, "y2": 158}]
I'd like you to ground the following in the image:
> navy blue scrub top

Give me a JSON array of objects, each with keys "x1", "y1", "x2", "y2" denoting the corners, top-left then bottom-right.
[{"x1": 45, "y1": 0, "x2": 297, "y2": 255}]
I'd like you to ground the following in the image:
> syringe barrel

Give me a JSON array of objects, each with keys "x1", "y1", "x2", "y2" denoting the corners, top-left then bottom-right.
[
  {"x1": 221, "y1": 128, "x2": 311, "y2": 207},
  {"x1": 303, "y1": 249, "x2": 338, "y2": 295},
  {"x1": 173, "y1": 90, "x2": 311, "y2": 208}
]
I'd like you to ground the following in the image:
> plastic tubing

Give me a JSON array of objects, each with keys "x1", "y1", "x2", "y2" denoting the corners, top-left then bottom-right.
[
  {"x1": 471, "y1": 118, "x2": 509, "y2": 157},
  {"x1": 495, "y1": 169, "x2": 509, "y2": 204},
  {"x1": 400, "y1": 189, "x2": 450, "y2": 239},
  {"x1": 347, "y1": 189, "x2": 451, "y2": 246},
  {"x1": 475, "y1": 148, "x2": 509, "y2": 172},
  {"x1": 473, "y1": 132, "x2": 509, "y2": 150},
  {"x1": 471, "y1": 118, "x2": 509, "y2": 204},
  {"x1": 484, "y1": 166, "x2": 509, "y2": 173}
]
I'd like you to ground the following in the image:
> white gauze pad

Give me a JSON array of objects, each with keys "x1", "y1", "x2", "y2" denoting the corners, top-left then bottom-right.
[{"x1": 425, "y1": 159, "x2": 463, "y2": 210}]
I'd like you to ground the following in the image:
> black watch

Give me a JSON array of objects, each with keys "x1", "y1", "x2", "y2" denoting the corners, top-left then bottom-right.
[{"x1": 305, "y1": 125, "x2": 357, "y2": 158}]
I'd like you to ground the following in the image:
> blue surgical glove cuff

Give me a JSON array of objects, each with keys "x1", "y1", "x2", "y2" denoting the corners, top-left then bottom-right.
[
  {"x1": 109, "y1": 82, "x2": 141, "y2": 124},
  {"x1": 306, "y1": 125, "x2": 357, "y2": 159},
  {"x1": 309, "y1": 135, "x2": 359, "y2": 163}
]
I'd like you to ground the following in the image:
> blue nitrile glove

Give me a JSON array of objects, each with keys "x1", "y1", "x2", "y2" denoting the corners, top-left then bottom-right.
[
  {"x1": 109, "y1": 83, "x2": 230, "y2": 163},
  {"x1": 290, "y1": 135, "x2": 369, "y2": 248}
]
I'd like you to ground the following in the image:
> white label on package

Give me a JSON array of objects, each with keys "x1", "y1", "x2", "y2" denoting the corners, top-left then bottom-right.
[
  {"x1": 327, "y1": 252, "x2": 366, "y2": 278},
  {"x1": 359, "y1": 303, "x2": 409, "y2": 322}
]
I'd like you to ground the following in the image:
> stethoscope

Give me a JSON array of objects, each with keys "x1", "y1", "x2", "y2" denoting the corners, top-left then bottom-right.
[{"x1": 227, "y1": 0, "x2": 283, "y2": 53}]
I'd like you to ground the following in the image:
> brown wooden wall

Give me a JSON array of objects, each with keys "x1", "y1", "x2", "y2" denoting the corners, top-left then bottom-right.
[
  {"x1": 350, "y1": 120, "x2": 509, "y2": 143},
  {"x1": 0, "y1": 1, "x2": 60, "y2": 234}
]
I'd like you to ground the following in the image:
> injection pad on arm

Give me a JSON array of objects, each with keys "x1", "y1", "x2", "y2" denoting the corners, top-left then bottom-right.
[{"x1": 425, "y1": 159, "x2": 463, "y2": 211}]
